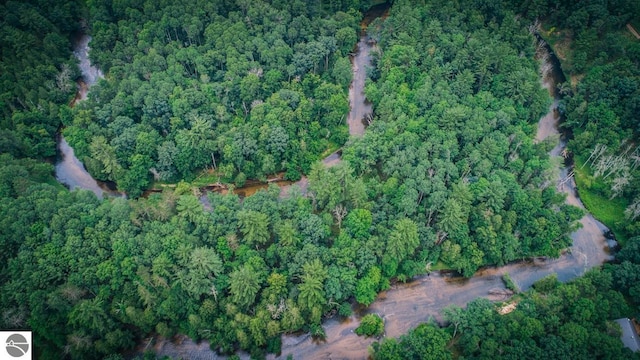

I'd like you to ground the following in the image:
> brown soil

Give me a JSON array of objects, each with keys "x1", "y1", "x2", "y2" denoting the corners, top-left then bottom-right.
[
  {"x1": 570, "y1": 73, "x2": 584, "y2": 90},
  {"x1": 633, "y1": 318, "x2": 640, "y2": 335},
  {"x1": 552, "y1": 37, "x2": 571, "y2": 61}
]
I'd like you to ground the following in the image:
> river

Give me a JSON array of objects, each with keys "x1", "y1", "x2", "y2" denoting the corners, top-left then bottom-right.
[
  {"x1": 55, "y1": 137, "x2": 111, "y2": 199},
  {"x1": 54, "y1": 34, "x2": 122, "y2": 199},
  {"x1": 201, "y1": 2, "x2": 382, "y2": 200},
  {"x1": 58, "y1": 20, "x2": 362, "y2": 200},
  {"x1": 269, "y1": 35, "x2": 615, "y2": 360},
  {"x1": 66, "y1": 6, "x2": 613, "y2": 359},
  {"x1": 232, "y1": 4, "x2": 388, "y2": 198},
  {"x1": 152, "y1": 32, "x2": 614, "y2": 360},
  {"x1": 344, "y1": 3, "x2": 389, "y2": 136}
]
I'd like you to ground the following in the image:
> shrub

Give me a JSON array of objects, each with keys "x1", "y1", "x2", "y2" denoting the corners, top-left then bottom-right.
[
  {"x1": 338, "y1": 302, "x2": 353, "y2": 317},
  {"x1": 502, "y1": 272, "x2": 520, "y2": 293},
  {"x1": 355, "y1": 314, "x2": 384, "y2": 337}
]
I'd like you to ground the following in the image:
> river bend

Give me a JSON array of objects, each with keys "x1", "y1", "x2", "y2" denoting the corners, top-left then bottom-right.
[{"x1": 63, "y1": 10, "x2": 613, "y2": 360}]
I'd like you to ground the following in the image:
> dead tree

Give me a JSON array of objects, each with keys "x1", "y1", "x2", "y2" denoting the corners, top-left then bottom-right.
[
  {"x1": 625, "y1": 198, "x2": 640, "y2": 221},
  {"x1": 582, "y1": 143, "x2": 607, "y2": 169},
  {"x1": 332, "y1": 204, "x2": 347, "y2": 229},
  {"x1": 610, "y1": 171, "x2": 631, "y2": 199},
  {"x1": 558, "y1": 170, "x2": 574, "y2": 191}
]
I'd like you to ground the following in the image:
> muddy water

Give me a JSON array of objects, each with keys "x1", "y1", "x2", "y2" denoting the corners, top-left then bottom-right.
[
  {"x1": 197, "y1": 150, "x2": 340, "y2": 203},
  {"x1": 198, "y1": 4, "x2": 389, "y2": 199},
  {"x1": 220, "y1": 179, "x2": 295, "y2": 198},
  {"x1": 534, "y1": 40, "x2": 615, "y2": 262},
  {"x1": 347, "y1": 35, "x2": 373, "y2": 136},
  {"x1": 242, "y1": 6, "x2": 390, "y2": 197},
  {"x1": 154, "y1": 12, "x2": 614, "y2": 360},
  {"x1": 276, "y1": 150, "x2": 341, "y2": 198},
  {"x1": 55, "y1": 138, "x2": 110, "y2": 198},
  {"x1": 208, "y1": 0, "x2": 383, "y2": 198},
  {"x1": 73, "y1": 34, "x2": 104, "y2": 92},
  {"x1": 346, "y1": 4, "x2": 388, "y2": 136},
  {"x1": 55, "y1": 34, "x2": 120, "y2": 199},
  {"x1": 271, "y1": 38, "x2": 613, "y2": 360}
]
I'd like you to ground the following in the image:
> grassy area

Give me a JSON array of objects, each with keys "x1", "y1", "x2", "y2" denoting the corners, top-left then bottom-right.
[
  {"x1": 320, "y1": 142, "x2": 342, "y2": 158},
  {"x1": 430, "y1": 261, "x2": 453, "y2": 271},
  {"x1": 190, "y1": 170, "x2": 224, "y2": 188},
  {"x1": 149, "y1": 180, "x2": 174, "y2": 191},
  {"x1": 538, "y1": 24, "x2": 573, "y2": 73},
  {"x1": 149, "y1": 171, "x2": 220, "y2": 191},
  {"x1": 573, "y1": 157, "x2": 629, "y2": 245},
  {"x1": 45, "y1": 176, "x2": 69, "y2": 192}
]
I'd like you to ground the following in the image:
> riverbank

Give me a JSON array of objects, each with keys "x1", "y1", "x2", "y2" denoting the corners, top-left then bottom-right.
[
  {"x1": 55, "y1": 33, "x2": 123, "y2": 199},
  {"x1": 573, "y1": 157, "x2": 629, "y2": 245},
  {"x1": 147, "y1": 14, "x2": 614, "y2": 360},
  {"x1": 270, "y1": 24, "x2": 615, "y2": 358},
  {"x1": 145, "y1": 5, "x2": 391, "y2": 200},
  {"x1": 346, "y1": 3, "x2": 389, "y2": 135},
  {"x1": 537, "y1": 21, "x2": 635, "y2": 245},
  {"x1": 148, "y1": 145, "x2": 342, "y2": 199}
]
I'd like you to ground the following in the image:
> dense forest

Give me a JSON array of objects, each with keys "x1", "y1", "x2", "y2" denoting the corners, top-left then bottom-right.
[
  {"x1": 1, "y1": 0, "x2": 639, "y2": 359},
  {"x1": 370, "y1": 0, "x2": 640, "y2": 358},
  {"x1": 341, "y1": 0, "x2": 586, "y2": 277},
  {"x1": 372, "y1": 259, "x2": 640, "y2": 359},
  {"x1": 63, "y1": 0, "x2": 368, "y2": 196},
  {"x1": 0, "y1": 0, "x2": 82, "y2": 159},
  {"x1": 542, "y1": 0, "x2": 640, "y2": 242}
]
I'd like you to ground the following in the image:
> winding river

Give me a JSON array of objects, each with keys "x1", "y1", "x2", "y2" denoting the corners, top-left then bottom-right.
[
  {"x1": 346, "y1": 5, "x2": 382, "y2": 135},
  {"x1": 59, "y1": 16, "x2": 369, "y2": 201},
  {"x1": 268, "y1": 37, "x2": 614, "y2": 360},
  {"x1": 200, "y1": 3, "x2": 385, "y2": 201},
  {"x1": 55, "y1": 34, "x2": 122, "y2": 199},
  {"x1": 65, "y1": 7, "x2": 614, "y2": 360},
  {"x1": 150, "y1": 9, "x2": 615, "y2": 360}
]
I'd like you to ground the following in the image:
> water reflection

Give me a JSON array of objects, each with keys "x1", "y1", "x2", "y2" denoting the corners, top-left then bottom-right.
[{"x1": 73, "y1": 34, "x2": 103, "y2": 91}]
